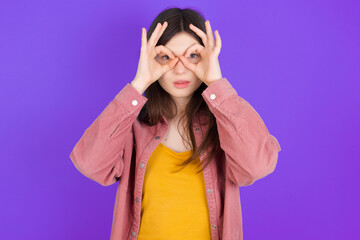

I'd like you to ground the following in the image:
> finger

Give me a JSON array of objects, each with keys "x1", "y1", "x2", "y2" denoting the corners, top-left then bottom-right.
[
  {"x1": 214, "y1": 30, "x2": 222, "y2": 53},
  {"x1": 154, "y1": 45, "x2": 176, "y2": 59},
  {"x1": 185, "y1": 43, "x2": 204, "y2": 57},
  {"x1": 161, "y1": 45, "x2": 175, "y2": 56},
  {"x1": 189, "y1": 23, "x2": 208, "y2": 46},
  {"x1": 205, "y1": 20, "x2": 214, "y2": 47},
  {"x1": 165, "y1": 57, "x2": 180, "y2": 71},
  {"x1": 161, "y1": 57, "x2": 178, "y2": 73},
  {"x1": 150, "y1": 21, "x2": 168, "y2": 49},
  {"x1": 141, "y1": 28, "x2": 147, "y2": 51},
  {"x1": 147, "y1": 22, "x2": 162, "y2": 47},
  {"x1": 178, "y1": 55, "x2": 196, "y2": 72}
]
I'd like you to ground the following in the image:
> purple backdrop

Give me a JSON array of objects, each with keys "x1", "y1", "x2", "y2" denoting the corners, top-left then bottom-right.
[{"x1": 1, "y1": 0, "x2": 359, "y2": 239}]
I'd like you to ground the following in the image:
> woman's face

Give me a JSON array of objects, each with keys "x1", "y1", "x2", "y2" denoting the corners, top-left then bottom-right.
[{"x1": 156, "y1": 32, "x2": 203, "y2": 108}]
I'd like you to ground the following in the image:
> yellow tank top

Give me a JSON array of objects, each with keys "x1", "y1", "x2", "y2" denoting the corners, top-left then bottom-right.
[{"x1": 137, "y1": 142, "x2": 212, "y2": 240}]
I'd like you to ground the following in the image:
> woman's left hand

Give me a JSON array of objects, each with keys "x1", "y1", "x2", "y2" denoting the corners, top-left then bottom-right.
[{"x1": 178, "y1": 20, "x2": 223, "y2": 86}]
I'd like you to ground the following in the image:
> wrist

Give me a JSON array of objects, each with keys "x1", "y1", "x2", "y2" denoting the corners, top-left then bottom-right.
[{"x1": 131, "y1": 79, "x2": 148, "y2": 95}]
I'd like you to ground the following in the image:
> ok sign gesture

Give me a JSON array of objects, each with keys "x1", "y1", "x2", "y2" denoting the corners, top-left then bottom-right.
[{"x1": 178, "y1": 20, "x2": 223, "y2": 86}]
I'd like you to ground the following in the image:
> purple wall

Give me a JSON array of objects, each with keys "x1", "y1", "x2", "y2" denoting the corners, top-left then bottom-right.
[{"x1": 1, "y1": 0, "x2": 359, "y2": 239}]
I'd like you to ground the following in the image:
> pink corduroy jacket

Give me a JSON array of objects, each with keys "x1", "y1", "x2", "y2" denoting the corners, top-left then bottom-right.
[{"x1": 70, "y1": 77, "x2": 281, "y2": 240}]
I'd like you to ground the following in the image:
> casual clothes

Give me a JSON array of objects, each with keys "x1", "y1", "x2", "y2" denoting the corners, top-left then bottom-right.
[
  {"x1": 70, "y1": 77, "x2": 281, "y2": 240},
  {"x1": 137, "y1": 142, "x2": 211, "y2": 240}
]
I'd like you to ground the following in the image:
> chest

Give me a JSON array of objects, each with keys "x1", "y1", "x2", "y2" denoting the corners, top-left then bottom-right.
[{"x1": 160, "y1": 122, "x2": 192, "y2": 153}]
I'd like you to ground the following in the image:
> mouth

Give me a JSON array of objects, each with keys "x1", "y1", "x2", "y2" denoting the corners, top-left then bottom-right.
[{"x1": 173, "y1": 80, "x2": 190, "y2": 88}]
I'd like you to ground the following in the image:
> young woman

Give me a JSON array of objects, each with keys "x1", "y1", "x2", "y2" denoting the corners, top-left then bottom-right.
[{"x1": 70, "y1": 7, "x2": 281, "y2": 240}]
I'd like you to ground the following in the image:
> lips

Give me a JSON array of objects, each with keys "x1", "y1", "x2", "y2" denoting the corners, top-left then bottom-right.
[
  {"x1": 173, "y1": 81, "x2": 190, "y2": 89},
  {"x1": 174, "y1": 80, "x2": 190, "y2": 84}
]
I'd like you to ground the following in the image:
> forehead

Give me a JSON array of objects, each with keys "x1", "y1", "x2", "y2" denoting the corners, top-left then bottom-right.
[{"x1": 164, "y1": 32, "x2": 199, "y2": 56}]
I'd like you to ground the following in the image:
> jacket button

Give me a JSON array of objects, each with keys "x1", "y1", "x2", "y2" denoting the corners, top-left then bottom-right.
[
  {"x1": 210, "y1": 93, "x2": 216, "y2": 100},
  {"x1": 135, "y1": 197, "x2": 140, "y2": 203},
  {"x1": 155, "y1": 136, "x2": 160, "y2": 140},
  {"x1": 131, "y1": 231, "x2": 136, "y2": 236},
  {"x1": 139, "y1": 163, "x2": 145, "y2": 168},
  {"x1": 207, "y1": 189, "x2": 213, "y2": 193},
  {"x1": 131, "y1": 100, "x2": 138, "y2": 106},
  {"x1": 195, "y1": 127, "x2": 200, "y2": 131},
  {"x1": 212, "y1": 224, "x2": 217, "y2": 229}
]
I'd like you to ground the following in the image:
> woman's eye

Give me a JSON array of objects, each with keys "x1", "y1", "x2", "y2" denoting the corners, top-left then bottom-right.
[
  {"x1": 162, "y1": 55, "x2": 170, "y2": 60},
  {"x1": 188, "y1": 53, "x2": 201, "y2": 63}
]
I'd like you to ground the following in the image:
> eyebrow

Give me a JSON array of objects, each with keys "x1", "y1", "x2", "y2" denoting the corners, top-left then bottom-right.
[{"x1": 165, "y1": 43, "x2": 197, "y2": 57}]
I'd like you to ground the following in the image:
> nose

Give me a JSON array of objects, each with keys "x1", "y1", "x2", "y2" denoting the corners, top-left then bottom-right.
[{"x1": 173, "y1": 57, "x2": 187, "y2": 73}]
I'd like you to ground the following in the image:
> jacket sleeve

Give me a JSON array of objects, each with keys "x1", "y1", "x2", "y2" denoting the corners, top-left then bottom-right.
[
  {"x1": 69, "y1": 83, "x2": 148, "y2": 186},
  {"x1": 201, "y1": 78, "x2": 281, "y2": 187}
]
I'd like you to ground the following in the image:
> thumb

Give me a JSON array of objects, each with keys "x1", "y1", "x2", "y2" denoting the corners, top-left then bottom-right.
[
  {"x1": 179, "y1": 56, "x2": 195, "y2": 72},
  {"x1": 162, "y1": 57, "x2": 179, "y2": 72}
]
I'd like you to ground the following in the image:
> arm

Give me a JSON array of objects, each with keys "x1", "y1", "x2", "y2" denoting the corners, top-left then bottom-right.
[
  {"x1": 69, "y1": 82, "x2": 148, "y2": 186},
  {"x1": 201, "y1": 78, "x2": 281, "y2": 187}
]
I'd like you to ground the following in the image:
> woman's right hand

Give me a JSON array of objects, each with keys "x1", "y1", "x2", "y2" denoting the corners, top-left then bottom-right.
[{"x1": 133, "y1": 21, "x2": 179, "y2": 88}]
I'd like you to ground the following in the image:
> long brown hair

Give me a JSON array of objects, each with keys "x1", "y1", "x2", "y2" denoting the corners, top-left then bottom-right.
[{"x1": 138, "y1": 7, "x2": 220, "y2": 174}]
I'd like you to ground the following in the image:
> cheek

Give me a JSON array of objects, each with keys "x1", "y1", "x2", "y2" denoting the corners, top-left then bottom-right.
[
  {"x1": 158, "y1": 72, "x2": 170, "y2": 82},
  {"x1": 195, "y1": 78, "x2": 203, "y2": 86},
  {"x1": 157, "y1": 77, "x2": 170, "y2": 90}
]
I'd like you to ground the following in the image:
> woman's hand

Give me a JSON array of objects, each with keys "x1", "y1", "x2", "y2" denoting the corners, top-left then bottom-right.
[
  {"x1": 133, "y1": 21, "x2": 179, "y2": 87},
  {"x1": 178, "y1": 20, "x2": 223, "y2": 86}
]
